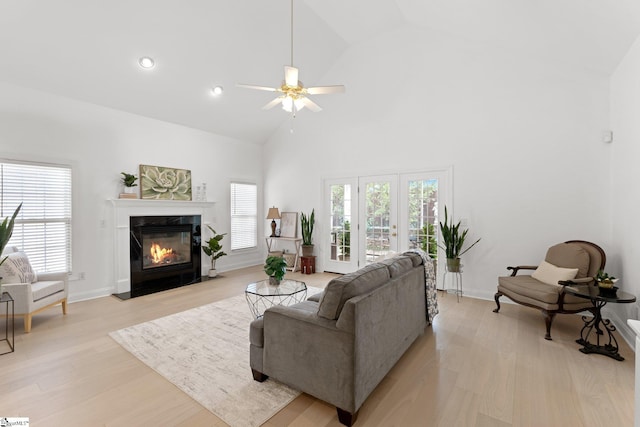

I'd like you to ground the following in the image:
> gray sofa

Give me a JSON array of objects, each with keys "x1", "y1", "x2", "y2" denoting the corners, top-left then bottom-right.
[{"x1": 249, "y1": 252, "x2": 428, "y2": 426}]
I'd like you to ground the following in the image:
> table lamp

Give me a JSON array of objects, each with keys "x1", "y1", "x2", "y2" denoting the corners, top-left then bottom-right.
[{"x1": 266, "y1": 207, "x2": 281, "y2": 237}]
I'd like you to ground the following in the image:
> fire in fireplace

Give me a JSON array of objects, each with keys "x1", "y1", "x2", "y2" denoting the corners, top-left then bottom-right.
[
  {"x1": 122, "y1": 215, "x2": 202, "y2": 299},
  {"x1": 141, "y1": 226, "x2": 192, "y2": 269}
]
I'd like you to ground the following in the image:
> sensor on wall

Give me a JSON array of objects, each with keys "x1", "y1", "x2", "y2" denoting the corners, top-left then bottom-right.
[{"x1": 603, "y1": 130, "x2": 613, "y2": 143}]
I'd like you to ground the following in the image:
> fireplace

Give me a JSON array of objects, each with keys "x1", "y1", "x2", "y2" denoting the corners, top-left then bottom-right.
[{"x1": 121, "y1": 215, "x2": 202, "y2": 299}]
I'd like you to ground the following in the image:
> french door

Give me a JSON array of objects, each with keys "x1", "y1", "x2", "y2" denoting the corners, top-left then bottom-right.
[{"x1": 324, "y1": 169, "x2": 451, "y2": 278}]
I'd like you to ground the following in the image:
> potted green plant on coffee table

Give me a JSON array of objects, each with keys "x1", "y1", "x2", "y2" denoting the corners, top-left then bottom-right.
[
  {"x1": 264, "y1": 256, "x2": 287, "y2": 286},
  {"x1": 439, "y1": 206, "x2": 480, "y2": 272}
]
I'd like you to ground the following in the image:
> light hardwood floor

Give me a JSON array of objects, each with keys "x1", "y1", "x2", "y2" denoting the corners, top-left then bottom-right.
[{"x1": 0, "y1": 265, "x2": 635, "y2": 426}]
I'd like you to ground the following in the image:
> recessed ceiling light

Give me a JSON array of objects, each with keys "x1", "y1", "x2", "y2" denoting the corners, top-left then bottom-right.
[
  {"x1": 138, "y1": 57, "x2": 155, "y2": 69},
  {"x1": 211, "y1": 86, "x2": 224, "y2": 96}
]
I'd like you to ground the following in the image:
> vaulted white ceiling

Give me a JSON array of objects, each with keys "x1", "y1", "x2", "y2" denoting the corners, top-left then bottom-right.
[{"x1": 1, "y1": 0, "x2": 639, "y2": 144}]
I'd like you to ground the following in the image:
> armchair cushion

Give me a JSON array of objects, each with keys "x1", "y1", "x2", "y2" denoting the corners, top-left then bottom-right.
[
  {"x1": 545, "y1": 243, "x2": 590, "y2": 278},
  {"x1": 0, "y1": 251, "x2": 37, "y2": 283},
  {"x1": 531, "y1": 260, "x2": 578, "y2": 286}
]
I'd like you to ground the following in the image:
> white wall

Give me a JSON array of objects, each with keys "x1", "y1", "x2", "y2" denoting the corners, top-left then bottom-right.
[
  {"x1": 610, "y1": 33, "x2": 640, "y2": 342},
  {"x1": 265, "y1": 26, "x2": 612, "y2": 300},
  {"x1": 0, "y1": 82, "x2": 264, "y2": 302}
]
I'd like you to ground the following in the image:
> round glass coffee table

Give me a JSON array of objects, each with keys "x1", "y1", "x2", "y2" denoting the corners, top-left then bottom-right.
[{"x1": 245, "y1": 279, "x2": 307, "y2": 319}]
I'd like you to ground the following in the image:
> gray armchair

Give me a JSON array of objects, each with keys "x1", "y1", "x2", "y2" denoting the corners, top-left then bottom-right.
[{"x1": 493, "y1": 240, "x2": 605, "y2": 340}]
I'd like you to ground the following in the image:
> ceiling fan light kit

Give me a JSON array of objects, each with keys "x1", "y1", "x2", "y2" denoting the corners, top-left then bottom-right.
[{"x1": 237, "y1": 0, "x2": 344, "y2": 116}]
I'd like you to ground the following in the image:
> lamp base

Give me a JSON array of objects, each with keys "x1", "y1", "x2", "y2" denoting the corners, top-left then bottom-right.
[{"x1": 270, "y1": 219, "x2": 277, "y2": 237}]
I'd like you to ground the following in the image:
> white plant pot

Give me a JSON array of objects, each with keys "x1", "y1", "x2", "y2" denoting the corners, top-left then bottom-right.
[
  {"x1": 208, "y1": 269, "x2": 218, "y2": 278},
  {"x1": 124, "y1": 186, "x2": 136, "y2": 194}
]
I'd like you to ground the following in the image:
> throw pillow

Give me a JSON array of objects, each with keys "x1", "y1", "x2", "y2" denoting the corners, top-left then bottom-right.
[
  {"x1": 531, "y1": 260, "x2": 578, "y2": 286},
  {"x1": 0, "y1": 251, "x2": 38, "y2": 283}
]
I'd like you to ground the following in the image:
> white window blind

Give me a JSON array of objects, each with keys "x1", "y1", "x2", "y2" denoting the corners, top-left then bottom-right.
[
  {"x1": 1, "y1": 160, "x2": 72, "y2": 273},
  {"x1": 230, "y1": 182, "x2": 257, "y2": 251}
]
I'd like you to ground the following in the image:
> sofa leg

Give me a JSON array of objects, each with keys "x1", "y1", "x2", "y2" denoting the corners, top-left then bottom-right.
[
  {"x1": 543, "y1": 311, "x2": 555, "y2": 340},
  {"x1": 493, "y1": 292, "x2": 502, "y2": 313},
  {"x1": 251, "y1": 369, "x2": 268, "y2": 382},
  {"x1": 337, "y1": 408, "x2": 358, "y2": 426},
  {"x1": 62, "y1": 298, "x2": 68, "y2": 315}
]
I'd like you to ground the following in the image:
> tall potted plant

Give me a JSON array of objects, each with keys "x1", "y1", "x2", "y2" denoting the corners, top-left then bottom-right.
[
  {"x1": 300, "y1": 209, "x2": 315, "y2": 257},
  {"x1": 201, "y1": 225, "x2": 227, "y2": 278},
  {"x1": 0, "y1": 203, "x2": 22, "y2": 267},
  {"x1": 438, "y1": 206, "x2": 480, "y2": 272}
]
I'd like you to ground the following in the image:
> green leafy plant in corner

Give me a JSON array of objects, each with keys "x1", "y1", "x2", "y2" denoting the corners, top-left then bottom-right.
[
  {"x1": 264, "y1": 256, "x2": 287, "y2": 282},
  {"x1": 0, "y1": 203, "x2": 22, "y2": 267},
  {"x1": 121, "y1": 172, "x2": 138, "y2": 187},
  {"x1": 438, "y1": 206, "x2": 480, "y2": 259},
  {"x1": 201, "y1": 226, "x2": 227, "y2": 270},
  {"x1": 301, "y1": 209, "x2": 315, "y2": 246}
]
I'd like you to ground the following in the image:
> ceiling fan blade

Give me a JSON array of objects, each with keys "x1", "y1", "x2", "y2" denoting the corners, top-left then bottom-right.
[
  {"x1": 284, "y1": 66, "x2": 299, "y2": 87},
  {"x1": 237, "y1": 84, "x2": 278, "y2": 92},
  {"x1": 262, "y1": 97, "x2": 283, "y2": 110},
  {"x1": 299, "y1": 97, "x2": 322, "y2": 112},
  {"x1": 306, "y1": 85, "x2": 346, "y2": 95}
]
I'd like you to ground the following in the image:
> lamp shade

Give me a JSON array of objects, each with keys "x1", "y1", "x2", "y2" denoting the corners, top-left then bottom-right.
[{"x1": 266, "y1": 207, "x2": 281, "y2": 220}]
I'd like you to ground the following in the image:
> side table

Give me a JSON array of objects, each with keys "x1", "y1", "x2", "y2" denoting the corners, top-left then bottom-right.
[
  {"x1": 0, "y1": 291, "x2": 15, "y2": 355},
  {"x1": 300, "y1": 256, "x2": 316, "y2": 274},
  {"x1": 565, "y1": 286, "x2": 636, "y2": 361},
  {"x1": 265, "y1": 237, "x2": 302, "y2": 272}
]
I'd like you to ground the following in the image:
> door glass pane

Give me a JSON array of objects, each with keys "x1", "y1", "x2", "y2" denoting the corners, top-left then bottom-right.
[
  {"x1": 407, "y1": 179, "x2": 438, "y2": 260},
  {"x1": 365, "y1": 181, "x2": 391, "y2": 263},
  {"x1": 329, "y1": 184, "x2": 351, "y2": 261}
]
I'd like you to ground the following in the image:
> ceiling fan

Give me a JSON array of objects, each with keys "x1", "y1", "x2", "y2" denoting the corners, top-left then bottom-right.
[{"x1": 237, "y1": 0, "x2": 345, "y2": 115}]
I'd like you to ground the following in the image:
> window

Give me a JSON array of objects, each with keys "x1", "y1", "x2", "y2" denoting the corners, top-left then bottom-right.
[
  {"x1": 1, "y1": 160, "x2": 72, "y2": 273},
  {"x1": 230, "y1": 182, "x2": 257, "y2": 251}
]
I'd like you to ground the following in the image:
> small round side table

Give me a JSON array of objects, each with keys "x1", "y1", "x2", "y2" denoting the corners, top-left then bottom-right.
[{"x1": 565, "y1": 286, "x2": 636, "y2": 361}]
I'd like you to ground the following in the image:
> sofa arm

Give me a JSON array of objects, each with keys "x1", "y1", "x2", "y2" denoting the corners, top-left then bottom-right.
[
  {"x1": 262, "y1": 303, "x2": 356, "y2": 412},
  {"x1": 1, "y1": 282, "x2": 33, "y2": 313}
]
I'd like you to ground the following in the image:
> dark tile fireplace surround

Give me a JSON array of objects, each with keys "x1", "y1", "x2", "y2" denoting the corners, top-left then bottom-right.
[{"x1": 114, "y1": 215, "x2": 202, "y2": 299}]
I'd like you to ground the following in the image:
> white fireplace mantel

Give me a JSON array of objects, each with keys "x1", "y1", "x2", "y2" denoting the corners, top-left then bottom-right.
[{"x1": 109, "y1": 199, "x2": 216, "y2": 294}]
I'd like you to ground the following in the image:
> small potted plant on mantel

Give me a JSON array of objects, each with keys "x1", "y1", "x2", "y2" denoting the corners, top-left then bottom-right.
[
  {"x1": 300, "y1": 209, "x2": 315, "y2": 257},
  {"x1": 120, "y1": 172, "x2": 138, "y2": 199},
  {"x1": 264, "y1": 256, "x2": 287, "y2": 286},
  {"x1": 201, "y1": 226, "x2": 227, "y2": 278},
  {"x1": 438, "y1": 206, "x2": 481, "y2": 273}
]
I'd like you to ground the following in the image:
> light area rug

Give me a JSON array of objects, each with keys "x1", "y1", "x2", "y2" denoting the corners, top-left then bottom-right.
[{"x1": 109, "y1": 287, "x2": 322, "y2": 427}]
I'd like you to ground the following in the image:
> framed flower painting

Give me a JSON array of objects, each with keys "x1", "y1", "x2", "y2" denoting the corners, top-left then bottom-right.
[{"x1": 139, "y1": 164, "x2": 192, "y2": 200}]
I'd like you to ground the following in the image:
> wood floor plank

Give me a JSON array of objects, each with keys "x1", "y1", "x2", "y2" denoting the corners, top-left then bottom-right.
[{"x1": 0, "y1": 265, "x2": 635, "y2": 426}]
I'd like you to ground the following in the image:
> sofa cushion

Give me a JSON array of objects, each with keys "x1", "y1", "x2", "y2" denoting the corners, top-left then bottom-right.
[
  {"x1": 379, "y1": 256, "x2": 414, "y2": 278},
  {"x1": 531, "y1": 260, "x2": 578, "y2": 286},
  {"x1": 318, "y1": 263, "x2": 390, "y2": 320},
  {"x1": 402, "y1": 251, "x2": 424, "y2": 267},
  {"x1": 0, "y1": 251, "x2": 37, "y2": 283},
  {"x1": 545, "y1": 243, "x2": 590, "y2": 279}
]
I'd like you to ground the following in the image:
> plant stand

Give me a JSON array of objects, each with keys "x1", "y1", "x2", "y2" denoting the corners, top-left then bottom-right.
[{"x1": 443, "y1": 266, "x2": 463, "y2": 302}]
